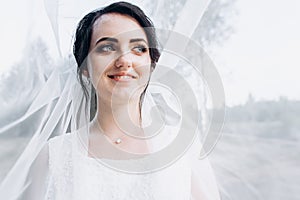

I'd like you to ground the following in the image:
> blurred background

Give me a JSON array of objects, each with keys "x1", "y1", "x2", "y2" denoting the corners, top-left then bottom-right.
[{"x1": 0, "y1": 0, "x2": 299, "y2": 199}]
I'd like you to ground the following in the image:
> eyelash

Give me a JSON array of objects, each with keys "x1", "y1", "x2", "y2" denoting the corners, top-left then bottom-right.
[
  {"x1": 95, "y1": 43, "x2": 148, "y2": 54},
  {"x1": 96, "y1": 44, "x2": 116, "y2": 53},
  {"x1": 132, "y1": 45, "x2": 148, "y2": 53}
]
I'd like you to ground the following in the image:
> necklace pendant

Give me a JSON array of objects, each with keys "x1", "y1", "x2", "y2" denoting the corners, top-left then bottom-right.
[{"x1": 115, "y1": 138, "x2": 122, "y2": 144}]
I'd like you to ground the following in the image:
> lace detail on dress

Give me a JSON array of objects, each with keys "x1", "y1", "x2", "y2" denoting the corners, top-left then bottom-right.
[
  {"x1": 47, "y1": 133, "x2": 192, "y2": 200},
  {"x1": 48, "y1": 134, "x2": 74, "y2": 200}
]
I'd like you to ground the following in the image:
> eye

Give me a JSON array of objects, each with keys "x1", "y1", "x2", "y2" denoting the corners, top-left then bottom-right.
[
  {"x1": 132, "y1": 45, "x2": 148, "y2": 54},
  {"x1": 96, "y1": 44, "x2": 116, "y2": 53}
]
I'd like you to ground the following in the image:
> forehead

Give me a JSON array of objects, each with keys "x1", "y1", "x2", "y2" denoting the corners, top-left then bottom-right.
[{"x1": 91, "y1": 13, "x2": 147, "y2": 43}]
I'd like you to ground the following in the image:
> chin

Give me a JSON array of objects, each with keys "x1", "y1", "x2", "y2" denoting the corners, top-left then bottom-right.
[{"x1": 111, "y1": 87, "x2": 143, "y2": 104}]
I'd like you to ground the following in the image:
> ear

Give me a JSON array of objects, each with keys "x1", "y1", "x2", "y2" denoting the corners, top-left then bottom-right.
[
  {"x1": 150, "y1": 64, "x2": 155, "y2": 72},
  {"x1": 82, "y1": 69, "x2": 90, "y2": 78}
]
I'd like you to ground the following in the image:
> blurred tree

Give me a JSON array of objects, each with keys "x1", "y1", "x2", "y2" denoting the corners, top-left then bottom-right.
[
  {"x1": 145, "y1": 0, "x2": 237, "y2": 46},
  {"x1": 193, "y1": 0, "x2": 237, "y2": 46},
  {"x1": 144, "y1": 0, "x2": 237, "y2": 135}
]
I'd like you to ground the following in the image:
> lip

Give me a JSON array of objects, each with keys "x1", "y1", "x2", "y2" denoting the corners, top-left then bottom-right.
[{"x1": 107, "y1": 72, "x2": 137, "y2": 82}]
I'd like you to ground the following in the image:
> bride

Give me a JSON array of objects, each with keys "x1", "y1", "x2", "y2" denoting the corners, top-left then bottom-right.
[{"x1": 1, "y1": 1, "x2": 220, "y2": 200}]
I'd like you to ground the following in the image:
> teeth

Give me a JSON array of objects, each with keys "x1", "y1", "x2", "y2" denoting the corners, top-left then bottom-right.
[{"x1": 114, "y1": 75, "x2": 132, "y2": 79}]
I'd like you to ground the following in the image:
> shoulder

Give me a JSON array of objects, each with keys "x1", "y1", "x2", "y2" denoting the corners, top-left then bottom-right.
[
  {"x1": 48, "y1": 133, "x2": 73, "y2": 149},
  {"x1": 47, "y1": 134, "x2": 76, "y2": 194},
  {"x1": 48, "y1": 132, "x2": 73, "y2": 142},
  {"x1": 48, "y1": 133, "x2": 74, "y2": 158},
  {"x1": 48, "y1": 133, "x2": 74, "y2": 170}
]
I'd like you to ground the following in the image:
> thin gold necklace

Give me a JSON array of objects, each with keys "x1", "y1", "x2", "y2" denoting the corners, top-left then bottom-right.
[
  {"x1": 95, "y1": 118, "x2": 142, "y2": 145},
  {"x1": 95, "y1": 122, "x2": 126, "y2": 145}
]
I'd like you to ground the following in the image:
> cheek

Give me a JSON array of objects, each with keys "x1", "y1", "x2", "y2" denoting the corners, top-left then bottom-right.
[
  {"x1": 137, "y1": 56, "x2": 151, "y2": 80},
  {"x1": 137, "y1": 66, "x2": 151, "y2": 85},
  {"x1": 87, "y1": 54, "x2": 111, "y2": 84}
]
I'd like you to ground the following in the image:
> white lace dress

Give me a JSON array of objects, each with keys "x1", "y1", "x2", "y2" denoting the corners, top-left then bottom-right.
[{"x1": 47, "y1": 133, "x2": 194, "y2": 200}]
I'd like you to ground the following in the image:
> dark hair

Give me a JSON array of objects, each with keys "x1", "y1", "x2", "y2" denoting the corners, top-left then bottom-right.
[{"x1": 73, "y1": 1, "x2": 160, "y2": 119}]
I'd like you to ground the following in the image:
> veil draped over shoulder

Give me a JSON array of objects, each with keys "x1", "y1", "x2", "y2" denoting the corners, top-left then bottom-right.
[{"x1": 0, "y1": 0, "x2": 299, "y2": 200}]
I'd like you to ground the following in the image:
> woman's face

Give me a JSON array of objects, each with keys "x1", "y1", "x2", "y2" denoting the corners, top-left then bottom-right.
[{"x1": 87, "y1": 13, "x2": 151, "y2": 104}]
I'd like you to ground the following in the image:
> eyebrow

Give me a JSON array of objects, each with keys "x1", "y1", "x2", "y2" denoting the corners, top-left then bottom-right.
[
  {"x1": 95, "y1": 37, "x2": 118, "y2": 46},
  {"x1": 95, "y1": 37, "x2": 148, "y2": 46},
  {"x1": 129, "y1": 38, "x2": 148, "y2": 44}
]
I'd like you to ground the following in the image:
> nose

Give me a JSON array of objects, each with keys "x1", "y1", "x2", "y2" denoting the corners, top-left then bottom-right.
[{"x1": 115, "y1": 53, "x2": 133, "y2": 69}]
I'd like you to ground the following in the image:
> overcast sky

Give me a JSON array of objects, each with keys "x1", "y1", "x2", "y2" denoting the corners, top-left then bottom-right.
[
  {"x1": 210, "y1": 0, "x2": 300, "y2": 105},
  {"x1": 1, "y1": 0, "x2": 299, "y2": 106}
]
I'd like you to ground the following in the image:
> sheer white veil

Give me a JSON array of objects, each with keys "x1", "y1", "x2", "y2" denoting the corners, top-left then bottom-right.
[
  {"x1": 0, "y1": 0, "x2": 223, "y2": 199},
  {"x1": 2, "y1": 0, "x2": 298, "y2": 200}
]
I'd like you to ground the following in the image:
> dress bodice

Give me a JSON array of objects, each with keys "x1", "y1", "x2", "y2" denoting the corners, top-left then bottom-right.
[{"x1": 47, "y1": 133, "x2": 192, "y2": 200}]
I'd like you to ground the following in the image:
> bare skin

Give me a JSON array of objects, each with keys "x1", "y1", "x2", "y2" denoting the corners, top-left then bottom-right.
[{"x1": 86, "y1": 13, "x2": 152, "y2": 159}]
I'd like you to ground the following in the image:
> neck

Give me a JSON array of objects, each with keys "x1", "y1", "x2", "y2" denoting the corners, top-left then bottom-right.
[{"x1": 93, "y1": 97, "x2": 142, "y2": 139}]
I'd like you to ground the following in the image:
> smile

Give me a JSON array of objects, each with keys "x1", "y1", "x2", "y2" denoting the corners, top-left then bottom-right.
[
  {"x1": 107, "y1": 72, "x2": 137, "y2": 81},
  {"x1": 107, "y1": 74, "x2": 136, "y2": 81}
]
